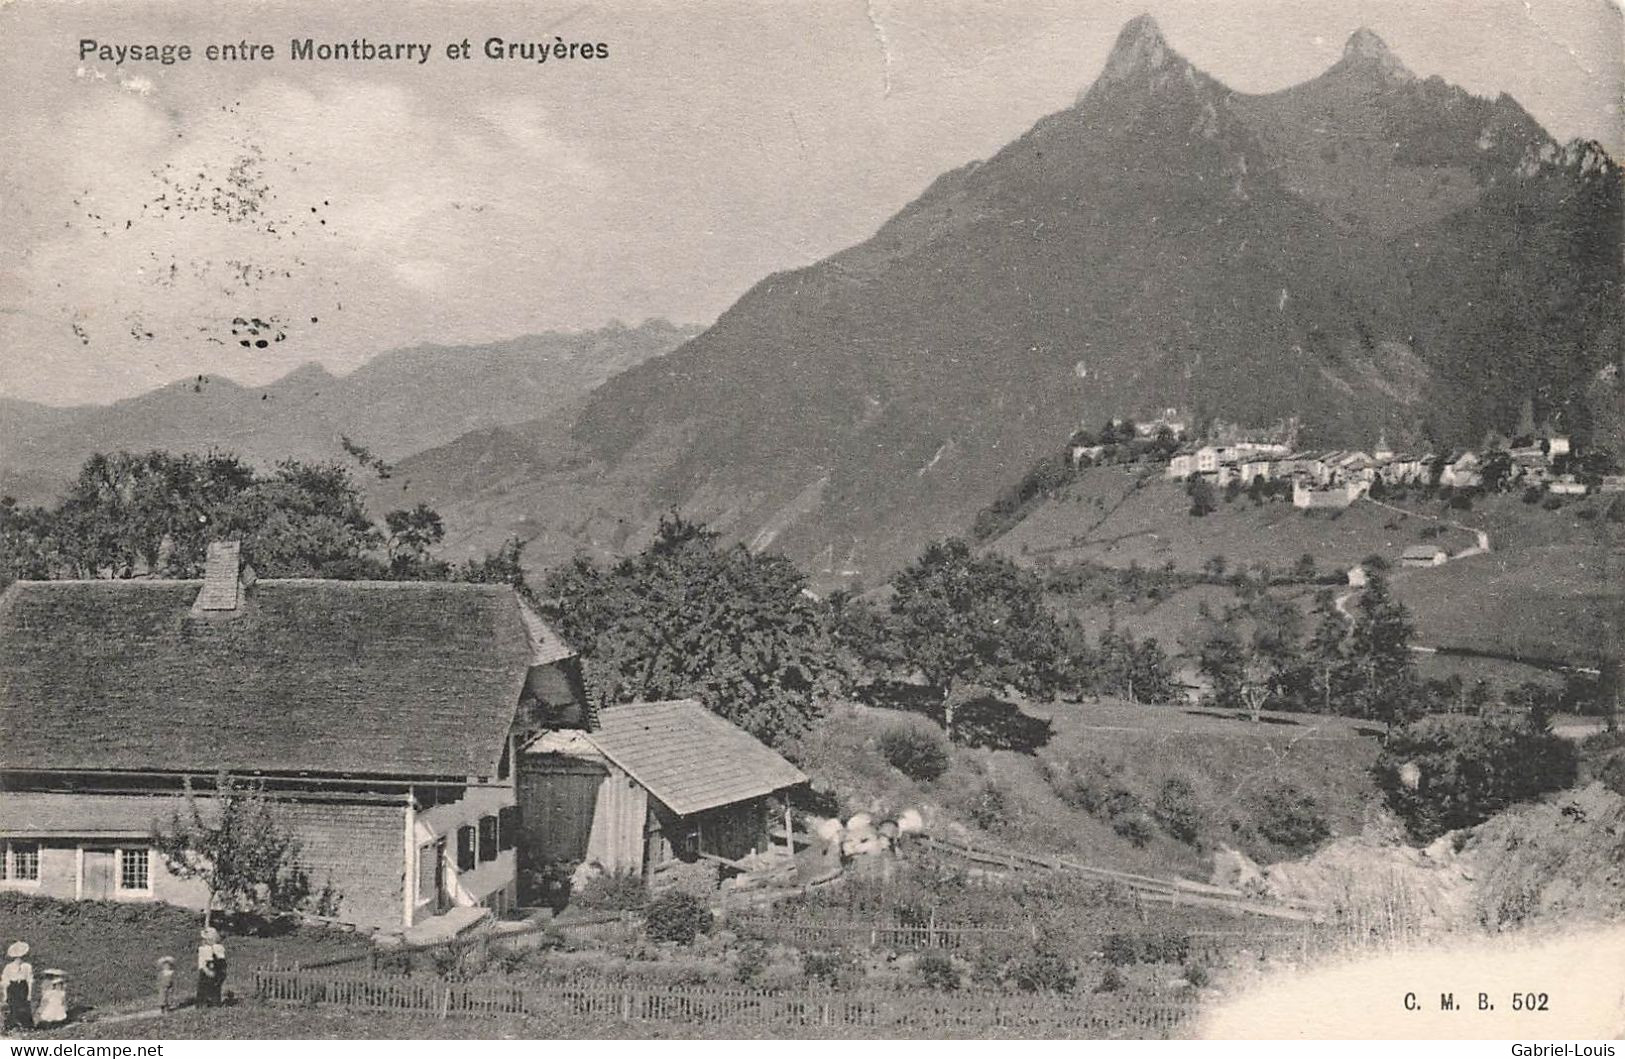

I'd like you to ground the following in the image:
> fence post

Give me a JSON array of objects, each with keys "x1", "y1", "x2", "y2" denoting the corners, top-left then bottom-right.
[
  {"x1": 620, "y1": 984, "x2": 631, "y2": 1021},
  {"x1": 440, "y1": 985, "x2": 451, "y2": 1020}
]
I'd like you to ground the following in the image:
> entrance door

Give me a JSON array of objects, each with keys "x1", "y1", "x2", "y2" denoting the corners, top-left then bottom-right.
[
  {"x1": 82, "y1": 849, "x2": 115, "y2": 899},
  {"x1": 434, "y1": 839, "x2": 451, "y2": 913}
]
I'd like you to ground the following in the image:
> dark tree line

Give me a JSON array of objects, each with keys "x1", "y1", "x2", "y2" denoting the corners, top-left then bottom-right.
[{"x1": 0, "y1": 449, "x2": 525, "y2": 589}]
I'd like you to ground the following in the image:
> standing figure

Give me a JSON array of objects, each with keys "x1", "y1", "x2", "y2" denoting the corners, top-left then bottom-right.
[
  {"x1": 195, "y1": 928, "x2": 225, "y2": 1008},
  {"x1": 1, "y1": 941, "x2": 33, "y2": 1033},
  {"x1": 155, "y1": 957, "x2": 176, "y2": 1013},
  {"x1": 33, "y1": 971, "x2": 66, "y2": 1029}
]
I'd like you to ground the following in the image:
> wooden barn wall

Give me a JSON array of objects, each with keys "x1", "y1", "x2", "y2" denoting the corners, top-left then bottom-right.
[{"x1": 518, "y1": 758, "x2": 646, "y2": 873}]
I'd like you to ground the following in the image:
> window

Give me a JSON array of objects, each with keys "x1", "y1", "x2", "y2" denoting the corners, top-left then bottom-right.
[
  {"x1": 497, "y1": 806, "x2": 519, "y2": 853},
  {"x1": 117, "y1": 847, "x2": 150, "y2": 893},
  {"x1": 3, "y1": 842, "x2": 40, "y2": 883},
  {"x1": 478, "y1": 816, "x2": 498, "y2": 863},
  {"x1": 456, "y1": 826, "x2": 476, "y2": 871}
]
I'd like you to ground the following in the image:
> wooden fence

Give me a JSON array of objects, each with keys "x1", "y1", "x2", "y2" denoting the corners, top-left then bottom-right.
[
  {"x1": 729, "y1": 912, "x2": 1311, "y2": 962},
  {"x1": 729, "y1": 913, "x2": 1034, "y2": 951},
  {"x1": 252, "y1": 967, "x2": 1197, "y2": 1035}
]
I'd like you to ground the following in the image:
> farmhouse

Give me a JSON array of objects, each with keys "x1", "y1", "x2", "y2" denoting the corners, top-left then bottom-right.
[
  {"x1": 1401, "y1": 545, "x2": 1448, "y2": 567},
  {"x1": 518, "y1": 699, "x2": 805, "y2": 880},
  {"x1": 0, "y1": 543, "x2": 575, "y2": 934}
]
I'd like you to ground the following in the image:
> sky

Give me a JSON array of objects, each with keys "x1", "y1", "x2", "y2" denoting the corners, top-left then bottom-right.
[{"x1": 1, "y1": 0, "x2": 1620, "y2": 406}]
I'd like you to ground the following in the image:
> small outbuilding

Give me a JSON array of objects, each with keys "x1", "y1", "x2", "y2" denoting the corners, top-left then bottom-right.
[
  {"x1": 1401, "y1": 545, "x2": 1448, "y2": 567},
  {"x1": 518, "y1": 700, "x2": 806, "y2": 880}
]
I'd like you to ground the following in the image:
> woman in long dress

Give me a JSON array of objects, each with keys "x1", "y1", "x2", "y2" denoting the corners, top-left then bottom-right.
[
  {"x1": 2, "y1": 941, "x2": 33, "y2": 1032},
  {"x1": 195, "y1": 928, "x2": 225, "y2": 1008}
]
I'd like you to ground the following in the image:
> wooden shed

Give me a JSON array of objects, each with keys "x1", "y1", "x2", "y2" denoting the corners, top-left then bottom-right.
[{"x1": 518, "y1": 699, "x2": 806, "y2": 877}]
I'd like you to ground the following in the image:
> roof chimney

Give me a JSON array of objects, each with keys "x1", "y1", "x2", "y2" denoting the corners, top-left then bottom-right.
[{"x1": 195, "y1": 541, "x2": 243, "y2": 612}]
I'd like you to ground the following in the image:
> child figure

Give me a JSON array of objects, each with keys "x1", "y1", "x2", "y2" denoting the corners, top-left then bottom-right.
[
  {"x1": 33, "y1": 971, "x2": 66, "y2": 1029},
  {"x1": 155, "y1": 957, "x2": 175, "y2": 1013}
]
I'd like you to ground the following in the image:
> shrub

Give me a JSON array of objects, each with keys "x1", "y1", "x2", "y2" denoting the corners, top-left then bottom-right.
[
  {"x1": 1184, "y1": 962, "x2": 1211, "y2": 988},
  {"x1": 1095, "y1": 965, "x2": 1126, "y2": 993},
  {"x1": 800, "y1": 949, "x2": 851, "y2": 986},
  {"x1": 1254, "y1": 782, "x2": 1331, "y2": 851},
  {"x1": 963, "y1": 780, "x2": 1011, "y2": 832},
  {"x1": 1012, "y1": 941, "x2": 1076, "y2": 994},
  {"x1": 1103, "y1": 930, "x2": 1190, "y2": 965},
  {"x1": 644, "y1": 891, "x2": 712, "y2": 945},
  {"x1": 1112, "y1": 812, "x2": 1157, "y2": 848},
  {"x1": 1154, "y1": 776, "x2": 1202, "y2": 845},
  {"x1": 1375, "y1": 716, "x2": 1581, "y2": 842},
  {"x1": 878, "y1": 725, "x2": 951, "y2": 782},
  {"x1": 915, "y1": 951, "x2": 960, "y2": 991},
  {"x1": 734, "y1": 940, "x2": 770, "y2": 984},
  {"x1": 573, "y1": 868, "x2": 648, "y2": 912}
]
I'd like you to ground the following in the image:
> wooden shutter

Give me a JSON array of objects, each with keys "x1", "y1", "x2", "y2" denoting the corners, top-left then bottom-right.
[
  {"x1": 478, "y1": 816, "x2": 498, "y2": 862},
  {"x1": 456, "y1": 825, "x2": 476, "y2": 871},
  {"x1": 498, "y1": 806, "x2": 519, "y2": 852}
]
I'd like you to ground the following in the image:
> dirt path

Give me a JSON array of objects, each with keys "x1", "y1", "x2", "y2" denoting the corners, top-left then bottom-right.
[{"x1": 1333, "y1": 497, "x2": 1492, "y2": 632}]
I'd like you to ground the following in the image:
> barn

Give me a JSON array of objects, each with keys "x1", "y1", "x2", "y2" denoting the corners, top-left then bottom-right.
[
  {"x1": 0, "y1": 543, "x2": 572, "y2": 935},
  {"x1": 518, "y1": 699, "x2": 806, "y2": 881}
]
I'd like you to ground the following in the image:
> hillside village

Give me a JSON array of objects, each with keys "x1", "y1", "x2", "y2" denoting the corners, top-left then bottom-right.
[{"x1": 1067, "y1": 408, "x2": 1621, "y2": 507}]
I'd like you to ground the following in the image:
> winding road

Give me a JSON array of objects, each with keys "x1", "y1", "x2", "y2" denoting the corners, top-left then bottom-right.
[{"x1": 1331, "y1": 496, "x2": 1491, "y2": 629}]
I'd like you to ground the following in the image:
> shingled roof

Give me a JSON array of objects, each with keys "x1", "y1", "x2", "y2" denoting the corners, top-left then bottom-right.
[
  {"x1": 0, "y1": 578, "x2": 560, "y2": 777},
  {"x1": 537, "y1": 699, "x2": 806, "y2": 816}
]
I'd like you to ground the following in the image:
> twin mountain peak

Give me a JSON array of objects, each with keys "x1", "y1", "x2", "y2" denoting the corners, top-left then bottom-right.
[{"x1": 1096, "y1": 14, "x2": 1415, "y2": 93}]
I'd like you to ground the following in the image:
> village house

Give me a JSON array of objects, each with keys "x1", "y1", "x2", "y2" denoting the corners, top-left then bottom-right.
[
  {"x1": 1346, "y1": 565, "x2": 1369, "y2": 588},
  {"x1": 1238, "y1": 458, "x2": 1273, "y2": 485},
  {"x1": 1166, "y1": 451, "x2": 1197, "y2": 479},
  {"x1": 518, "y1": 699, "x2": 805, "y2": 881},
  {"x1": 1440, "y1": 452, "x2": 1481, "y2": 489},
  {"x1": 1600, "y1": 475, "x2": 1625, "y2": 494},
  {"x1": 1292, "y1": 478, "x2": 1367, "y2": 509},
  {"x1": 0, "y1": 543, "x2": 567, "y2": 936},
  {"x1": 1548, "y1": 436, "x2": 1571, "y2": 458},
  {"x1": 1401, "y1": 544, "x2": 1449, "y2": 567},
  {"x1": 1548, "y1": 476, "x2": 1588, "y2": 496},
  {"x1": 1195, "y1": 445, "x2": 1225, "y2": 475},
  {"x1": 1134, "y1": 407, "x2": 1189, "y2": 439}
]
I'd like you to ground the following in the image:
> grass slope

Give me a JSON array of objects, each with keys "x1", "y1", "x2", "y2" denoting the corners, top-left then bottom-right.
[{"x1": 795, "y1": 699, "x2": 1382, "y2": 884}]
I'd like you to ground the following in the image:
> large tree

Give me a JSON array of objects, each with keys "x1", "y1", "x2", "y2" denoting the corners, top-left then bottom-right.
[
  {"x1": 882, "y1": 538, "x2": 1065, "y2": 732},
  {"x1": 1347, "y1": 572, "x2": 1424, "y2": 728},
  {"x1": 543, "y1": 514, "x2": 838, "y2": 748}
]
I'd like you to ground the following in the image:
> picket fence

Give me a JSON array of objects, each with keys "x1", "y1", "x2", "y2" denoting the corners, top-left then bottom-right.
[
  {"x1": 252, "y1": 968, "x2": 1197, "y2": 1035},
  {"x1": 729, "y1": 913, "x2": 1310, "y2": 962},
  {"x1": 729, "y1": 913, "x2": 1034, "y2": 951}
]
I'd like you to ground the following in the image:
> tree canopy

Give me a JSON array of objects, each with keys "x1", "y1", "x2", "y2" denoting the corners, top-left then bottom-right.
[
  {"x1": 542, "y1": 514, "x2": 839, "y2": 748},
  {"x1": 1, "y1": 449, "x2": 522, "y2": 589},
  {"x1": 882, "y1": 538, "x2": 1065, "y2": 725}
]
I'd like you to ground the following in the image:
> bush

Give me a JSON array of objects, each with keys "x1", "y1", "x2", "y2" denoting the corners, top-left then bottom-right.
[
  {"x1": 963, "y1": 780, "x2": 1011, "y2": 832},
  {"x1": 644, "y1": 891, "x2": 712, "y2": 945},
  {"x1": 733, "y1": 940, "x2": 769, "y2": 984},
  {"x1": 1254, "y1": 782, "x2": 1331, "y2": 851},
  {"x1": 915, "y1": 951, "x2": 960, "y2": 991},
  {"x1": 1103, "y1": 930, "x2": 1190, "y2": 965},
  {"x1": 1375, "y1": 716, "x2": 1581, "y2": 842},
  {"x1": 1184, "y1": 962, "x2": 1211, "y2": 988},
  {"x1": 1154, "y1": 776, "x2": 1202, "y2": 844},
  {"x1": 1095, "y1": 965, "x2": 1126, "y2": 993},
  {"x1": 1012, "y1": 941, "x2": 1076, "y2": 994},
  {"x1": 878, "y1": 725, "x2": 951, "y2": 782},
  {"x1": 1112, "y1": 812, "x2": 1157, "y2": 848},
  {"x1": 800, "y1": 949, "x2": 851, "y2": 986},
  {"x1": 573, "y1": 868, "x2": 648, "y2": 912}
]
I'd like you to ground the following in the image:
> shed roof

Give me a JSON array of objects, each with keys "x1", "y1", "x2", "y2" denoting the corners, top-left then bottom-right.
[
  {"x1": 0, "y1": 578, "x2": 561, "y2": 777},
  {"x1": 528, "y1": 699, "x2": 806, "y2": 816}
]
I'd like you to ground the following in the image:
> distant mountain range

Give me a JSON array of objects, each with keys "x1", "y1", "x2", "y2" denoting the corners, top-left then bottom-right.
[
  {"x1": 8, "y1": 18, "x2": 1619, "y2": 588},
  {"x1": 0, "y1": 320, "x2": 699, "y2": 504},
  {"x1": 392, "y1": 18, "x2": 1625, "y2": 583}
]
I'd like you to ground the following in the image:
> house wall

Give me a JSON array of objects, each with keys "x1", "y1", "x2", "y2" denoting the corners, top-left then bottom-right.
[
  {"x1": 413, "y1": 786, "x2": 518, "y2": 920},
  {"x1": 2, "y1": 790, "x2": 409, "y2": 932}
]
